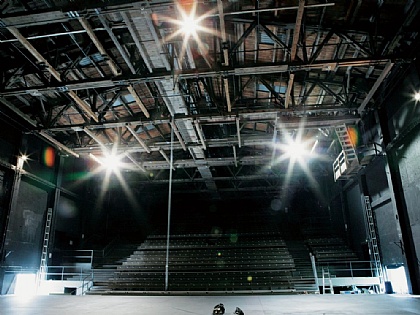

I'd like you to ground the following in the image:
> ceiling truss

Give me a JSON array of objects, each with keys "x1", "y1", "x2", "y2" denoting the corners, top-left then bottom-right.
[{"x1": 0, "y1": 0, "x2": 418, "y2": 198}]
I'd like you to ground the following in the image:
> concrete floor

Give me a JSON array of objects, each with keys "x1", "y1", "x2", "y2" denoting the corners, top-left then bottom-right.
[{"x1": 1, "y1": 294, "x2": 419, "y2": 315}]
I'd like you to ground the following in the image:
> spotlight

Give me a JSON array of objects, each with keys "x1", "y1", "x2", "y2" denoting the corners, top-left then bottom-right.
[
  {"x1": 285, "y1": 140, "x2": 308, "y2": 159},
  {"x1": 415, "y1": 92, "x2": 420, "y2": 101},
  {"x1": 102, "y1": 153, "x2": 122, "y2": 172},
  {"x1": 17, "y1": 154, "x2": 28, "y2": 169},
  {"x1": 213, "y1": 303, "x2": 225, "y2": 314},
  {"x1": 180, "y1": 15, "x2": 199, "y2": 36}
]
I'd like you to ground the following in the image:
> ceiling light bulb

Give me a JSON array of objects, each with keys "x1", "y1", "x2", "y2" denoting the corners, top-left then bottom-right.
[
  {"x1": 180, "y1": 15, "x2": 198, "y2": 36},
  {"x1": 102, "y1": 153, "x2": 122, "y2": 172},
  {"x1": 286, "y1": 141, "x2": 307, "y2": 159}
]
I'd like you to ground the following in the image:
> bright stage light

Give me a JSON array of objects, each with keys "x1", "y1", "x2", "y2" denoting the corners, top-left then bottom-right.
[
  {"x1": 17, "y1": 154, "x2": 28, "y2": 169},
  {"x1": 102, "y1": 153, "x2": 122, "y2": 172},
  {"x1": 89, "y1": 152, "x2": 123, "y2": 172},
  {"x1": 414, "y1": 92, "x2": 420, "y2": 101},
  {"x1": 285, "y1": 140, "x2": 308, "y2": 159},
  {"x1": 180, "y1": 15, "x2": 199, "y2": 36}
]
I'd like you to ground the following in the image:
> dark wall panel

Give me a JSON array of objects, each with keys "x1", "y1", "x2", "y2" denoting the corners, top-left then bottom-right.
[
  {"x1": 3, "y1": 180, "x2": 48, "y2": 267},
  {"x1": 54, "y1": 196, "x2": 81, "y2": 248},
  {"x1": 375, "y1": 201, "x2": 404, "y2": 265},
  {"x1": 364, "y1": 157, "x2": 389, "y2": 200},
  {"x1": 345, "y1": 184, "x2": 366, "y2": 258},
  {"x1": 397, "y1": 128, "x2": 420, "y2": 261}
]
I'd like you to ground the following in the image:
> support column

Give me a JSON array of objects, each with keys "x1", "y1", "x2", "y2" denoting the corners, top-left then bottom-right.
[{"x1": 377, "y1": 109, "x2": 420, "y2": 294}]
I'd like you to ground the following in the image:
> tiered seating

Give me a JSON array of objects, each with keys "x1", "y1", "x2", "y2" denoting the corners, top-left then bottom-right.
[
  {"x1": 306, "y1": 237, "x2": 374, "y2": 279},
  {"x1": 306, "y1": 237, "x2": 358, "y2": 262},
  {"x1": 109, "y1": 232, "x2": 296, "y2": 292}
]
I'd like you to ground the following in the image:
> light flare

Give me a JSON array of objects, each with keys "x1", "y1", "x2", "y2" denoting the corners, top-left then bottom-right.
[{"x1": 159, "y1": 1, "x2": 221, "y2": 69}]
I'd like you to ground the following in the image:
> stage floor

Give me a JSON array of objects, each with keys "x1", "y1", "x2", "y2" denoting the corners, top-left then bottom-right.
[{"x1": 1, "y1": 294, "x2": 419, "y2": 314}]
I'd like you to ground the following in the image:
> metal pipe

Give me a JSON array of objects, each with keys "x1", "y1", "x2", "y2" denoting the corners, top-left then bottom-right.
[
  {"x1": 194, "y1": 120, "x2": 206, "y2": 150},
  {"x1": 236, "y1": 117, "x2": 242, "y2": 148},
  {"x1": 233, "y1": 145, "x2": 237, "y2": 167},
  {"x1": 209, "y1": 2, "x2": 335, "y2": 17},
  {"x1": 165, "y1": 116, "x2": 175, "y2": 291}
]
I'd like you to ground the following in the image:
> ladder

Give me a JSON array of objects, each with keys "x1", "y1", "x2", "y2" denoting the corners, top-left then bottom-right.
[
  {"x1": 322, "y1": 267, "x2": 334, "y2": 294},
  {"x1": 333, "y1": 124, "x2": 361, "y2": 180},
  {"x1": 335, "y1": 124, "x2": 358, "y2": 164},
  {"x1": 39, "y1": 208, "x2": 52, "y2": 279},
  {"x1": 364, "y1": 196, "x2": 384, "y2": 291}
]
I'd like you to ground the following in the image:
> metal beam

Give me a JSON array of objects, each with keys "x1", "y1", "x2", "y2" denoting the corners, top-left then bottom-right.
[
  {"x1": 291, "y1": 0, "x2": 306, "y2": 61},
  {"x1": 257, "y1": 23, "x2": 291, "y2": 55},
  {"x1": 127, "y1": 85, "x2": 150, "y2": 118},
  {"x1": 223, "y1": 77, "x2": 232, "y2": 112},
  {"x1": 257, "y1": 76, "x2": 285, "y2": 105},
  {"x1": 144, "y1": 13, "x2": 171, "y2": 71},
  {"x1": 0, "y1": 57, "x2": 393, "y2": 97},
  {"x1": 83, "y1": 127, "x2": 107, "y2": 150},
  {"x1": 78, "y1": 17, "x2": 121, "y2": 76},
  {"x1": 229, "y1": 20, "x2": 258, "y2": 56},
  {"x1": 336, "y1": 31, "x2": 373, "y2": 57},
  {"x1": 159, "y1": 148, "x2": 175, "y2": 170},
  {"x1": 236, "y1": 117, "x2": 242, "y2": 148},
  {"x1": 69, "y1": 118, "x2": 354, "y2": 154},
  {"x1": 358, "y1": 61, "x2": 394, "y2": 114},
  {"x1": 170, "y1": 121, "x2": 187, "y2": 151},
  {"x1": 284, "y1": 74, "x2": 294, "y2": 109},
  {"x1": 121, "y1": 12, "x2": 153, "y2": 73},
  {"x1": 284, "y1": 0, "x2": 305, "y2": 108},
  {"x1": 39, "y1": 131, "x2": 79, "y2": 158},
  {"x1": 194, "y1": 120, "x2": 206, "y2": 150},
  {"x1": 0, "y1": 97, "x2": 38, "y2": 127},
  {"x1": 7, "y1": 26, "x2": 98, "y2": 122},
  {"x1": 212, "y1": 2, "x2": 335, "y2": 16},
  {"x1": 125, "y1": 152, "x2": 146, "y2": 172},
  {"x1": 97, "y1": 14, "x2": 136, "y2": 74},
  {"x1": 217, "y1": 0, "x2": 229, "y2": 66},
  {"x1": 316, "y1": 80, "x2": 347, "y2": 104},
  {"x1": 44, "y1": 111, "x2": 359, "y2": 134},
  {"x1": 79, "y1": 16, "x2": 150, "y2": 118},
  {"x1": 126, "y1": 124, "x2": 151, "y2": 153}
]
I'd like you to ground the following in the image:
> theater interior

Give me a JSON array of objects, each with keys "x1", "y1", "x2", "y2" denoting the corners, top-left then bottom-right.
[{"x1": 0, "y1": 0, "x2": 420, "y2": 313}]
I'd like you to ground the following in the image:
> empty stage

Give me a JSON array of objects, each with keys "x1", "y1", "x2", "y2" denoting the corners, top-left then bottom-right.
[{"x1": 1, "y1": 294, "x2": 419, "y2": 314}]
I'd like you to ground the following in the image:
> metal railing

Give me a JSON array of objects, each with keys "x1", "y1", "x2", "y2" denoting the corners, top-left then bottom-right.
[
  {"x1": 42, "y1": 265, "x2": 93, "y2": 281},
  {"x1": 316, "y1": 260, "x2": 380, "y2": 278},
  {"x1": 81, "y1": 273, "x2": 94, "y2": 295},
  {"x1": 40, "y1": 266, "x2": 94, "y2": 295}
]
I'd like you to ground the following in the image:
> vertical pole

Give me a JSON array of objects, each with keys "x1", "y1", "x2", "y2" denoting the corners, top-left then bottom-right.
[{"x1": 165, "y1": 116, "x2": 175, "y2": 291}]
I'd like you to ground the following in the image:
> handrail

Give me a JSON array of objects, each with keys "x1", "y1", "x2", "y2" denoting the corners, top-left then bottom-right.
[
  {"x1": 42, "y1": 265, "x2": 92, "y2": 281},
  {"x1": 81, "y1": 272, "x2": 94, "y2": 295},
  {"x1": 316, "y1": 260, "x2": 380, "y2": 278}
]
